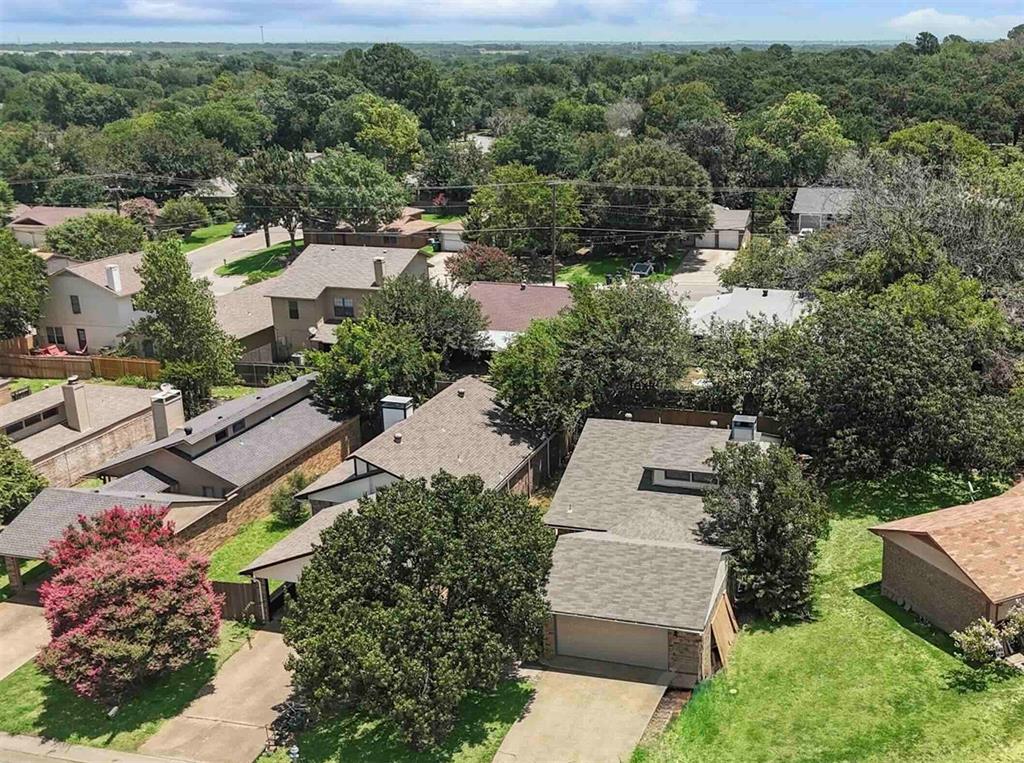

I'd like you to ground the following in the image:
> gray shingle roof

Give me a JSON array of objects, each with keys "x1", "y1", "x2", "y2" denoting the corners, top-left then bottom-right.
[
  {"x1": 302, "y1": 376, "x2": 546, "y2": 497},
  {"x1": 241, "y1": 501, "x2": 358, "y2": 574},
  {"x1": 711, "y1": 204, "x2": 752, "y2": 231},
  {"x1": 544, "y1": 418, "x2": 728, "y2": 535},
  {"x1": 791, "y1": 187, "x2": 857, "y2": 216},
  {"x1": 215, "y1": 279, "x2": 276, "y2": 340},
  {"x1": 547, "y1": 531, "x2": 728, "y2": 631},
  {"x1": 100, "y1": 468, "x2": 173, "y2": 494},
  {"x1": 689, "y1": 288, "x2": 808, "y2": 334},
  {"x1": 264, "y1": 245, "x2": 427, "y2": 300},
  {"x1": 64, "y1": 250, "x2": 146, "y2": 296}
]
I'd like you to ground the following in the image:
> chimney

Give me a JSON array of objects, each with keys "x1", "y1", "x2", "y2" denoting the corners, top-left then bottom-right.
[
  {"x1": 62, "y1": 376, "x2": 91, "y2": 432},
  {"x1": 373, "y1": 257, "x2": 386, "y2": 287},
  {"x1": 151, "y1": 384, "x2": 186, "y2": 440},
  {"x1": 105, "y1": 264, "x2": 122, "y2": 293},
  {"x1": 730, "y1": 414, "x2": 758, "y2": 442},
  {"x1": 380, "y1": 394, "x2": 414, "y2": 431}
]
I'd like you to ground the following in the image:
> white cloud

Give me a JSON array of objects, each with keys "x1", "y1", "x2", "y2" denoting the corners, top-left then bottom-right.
[
  {"x1": 125, "y1": 0, "x2": 232, "y2": 21},
  {"x1": 887, "y1": 7, "x2": 1024, "y2": 38}
]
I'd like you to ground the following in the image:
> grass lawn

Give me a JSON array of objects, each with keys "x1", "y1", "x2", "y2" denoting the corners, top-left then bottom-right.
[
  {"x1": 0, "y1": 623, "x2": 248, "y2": 752},
  {"x1": 207, "y1": 515, "x2": 300, "y2": 586},
  {"x1": 214, "y1": 239, "x2": 296, "y2": 281},
  {"x1": 263, "y1": 680, "x2": 533, "y2": 763},
  {"x1": 634, "y1": 467, "x2": 1024, "y2": 763},
  {"x1": 556, "y1": 255, "x2": 682, "y2": 286},
  {"x1": 422, "y1": 213, "x2": 463, "y2": 224},
  {"x1": 7, "y1": 377, "x2": 63, "y2": 394},
  {"x1": 0, "y1": 560, "x2": 44, "y2": 604},
  {"x1": 211, "y1": 384, "x2": 259, "y2": 401},
  {"x1": 180, "y1": 222, "x2": 236, "y2": 253}
]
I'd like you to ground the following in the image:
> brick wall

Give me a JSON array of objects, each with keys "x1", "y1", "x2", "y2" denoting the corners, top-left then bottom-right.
[
  {"x1": 881, "y1": 538, "x2": 989, "y2": 633},
  {"x1": 34, "y1": 409, "x2": 156, "y2": 487},
  {"x1": 542, "y1": 615, "x2": 556, "y2": 658},
  {"x1": 179, "y1": 415, "x2": 361, "y2": 557},
  {"x1": 668, "y1": 625, "x2": 713, "y2": 689}
]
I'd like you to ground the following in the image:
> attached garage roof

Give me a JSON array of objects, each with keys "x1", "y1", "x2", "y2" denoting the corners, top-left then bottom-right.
[
  {"x1": 547, "y1": 531, "x2": 729, "y2": 632},
  {"x1": 870, "y1": 492, "x2": 1024, "y2": 603}
]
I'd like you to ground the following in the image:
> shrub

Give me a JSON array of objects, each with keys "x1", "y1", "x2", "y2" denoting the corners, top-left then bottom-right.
[
  {"x1": 113, "y1": 374, "x2": 153, "y2": 388},
  {"x1": 271, "y1": 471, "x2": 314, "y2": 526},
  {"x1": 121, "y1": 197, "x2": 159, "y2": 228},
  {"x1": 0, "y1": 434, "x2": 47, "y2": 525},
  {"x1": 1000, "y1": 604, "x2": 1024, "y2": 652},
  {"x1": 160, "y1": 197, "x2": 211, "y2": 232},
  {"x1": 952, "y1": 618, "x2": 1004, "y2": 665},
  {"x1": 445, "y1": 243, "x2": 521, "y2": 286},
  {"x1": 44, "y1": 504, "x2": 174, "y2": 571}
]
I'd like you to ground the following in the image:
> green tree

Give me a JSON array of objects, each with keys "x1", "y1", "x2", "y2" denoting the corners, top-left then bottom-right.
[
  {"x1": 363, "y1": 274, "x2": 486, "y2": 364},
  {"x1": 309, "y1": 316, "x2": 439, "y2": 419},
  {"x1": 159, "y1": 197, "x2": 211, "y2": 233},
  {"x1": 0, "y1": 178, "x2": 13, "y2": 220},
  {"x1": 0, "y1": 230, "x2": 47, "y2": 340},
  {"x1": 644, "y1": 81, "x2": 728, "y2": 136},
  {"x1": 233, "y1": 148, "x2": 312, "y2": 252},
  {"x1": 134, "y1": 238, "x2": 239, "y2": 416},
  {"x1": 490, "y1": 117, "x2": 576, "y2": 176},
  {"x1": 45, "y1": 212, "x2": 144, "y2": 261},
  {"x1": 192, "y1": 95, "x2": 272, "y2": 155},
  {"x1": 420, "y1": 140, "x2": 491, "y2": 202},
  {"x1": 307, "y1": 148, "x2": 407, "y2": 232},
  {"x1": 698, "y1": 443, "x2": 828, "y2": 621},
  {"x1": 284, "y1": 472, "x2": 554, "y2": 750},
  {"x1": 270, "y1": 471, "x2": 314, "y2": 526},
  {"x1": 316, "y1": 92, "x2": 422, "y2": 175},
  {"x1": 916, "y1": 31, "x2": 941, "y2": 55},
  {"x1": 0, "y1": 434, "x2": 47, "y2": 525},
  {"x1": 884, "y1": 120, "x2": 993, "y2": 169}
]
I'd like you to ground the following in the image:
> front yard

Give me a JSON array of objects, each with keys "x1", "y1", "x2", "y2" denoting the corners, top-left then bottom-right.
[
  {"x1": 215, "y1": 239, "x2": 296, "y2": 283},
  {"x1": 180, "y1": 222, "x2": 236, "y2": 253},
  {"x1": 634, "y1": 468, "x2": 1024, "y2": 763},
  {"x1": 557, "y1": 255, "x2": 682, "y2": 286}
]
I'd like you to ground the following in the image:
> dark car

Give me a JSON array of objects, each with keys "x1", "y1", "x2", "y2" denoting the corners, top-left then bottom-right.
[{"x1": 232, "y1": 222, "x2": 255, "y2": 237}]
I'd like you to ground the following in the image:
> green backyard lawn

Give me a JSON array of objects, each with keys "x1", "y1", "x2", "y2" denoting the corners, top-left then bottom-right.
[
  {"x1": 422, "y1": 213, "x2": 463, "y2": 224},
  {"x1": 634, "y1": 468, "x2": 1024, "y2": 763},
  {"x1": 207, "y1": 514, "x2": 300, "y2": 586},
  {"x1": 214, "y1": 239, "x2": 296, "y2": 283},
  {"x1": 180, "y1": 222, "x2": 235, "y2": 253},
  {"x1": 0, "y1": 623, "x2": 247, "y2": 752},
  {"x1": 557, "y1": 255, "x2": 682, "y2": 286},
  {"x1": 263, "y1": 679, "x2": 533, "y2": 763}
]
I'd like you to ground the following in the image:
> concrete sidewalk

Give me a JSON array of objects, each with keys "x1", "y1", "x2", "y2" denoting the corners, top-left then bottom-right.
[{"x1": 0, "y1": 733, "x2": 192, "y2": 763}]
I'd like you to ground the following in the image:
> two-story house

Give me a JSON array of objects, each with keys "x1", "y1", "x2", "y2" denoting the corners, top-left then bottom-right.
[{"x1": 265, "y1": 244, "x2": 430, "y2": 356}]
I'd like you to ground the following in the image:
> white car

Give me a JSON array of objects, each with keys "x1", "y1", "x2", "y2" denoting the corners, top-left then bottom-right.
[{"x1": 797, "y1": 227, "x2": 815, "y2": 240}]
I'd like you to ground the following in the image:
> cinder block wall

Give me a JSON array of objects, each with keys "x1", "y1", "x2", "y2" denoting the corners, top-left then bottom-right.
[
  {"x1": 881, "y1": 539, "x2": 989, "y2": 633},
  {"x1": 34, "y1": 410, "x2": 156, "y2": 487},
  {"x1": 180, "y1": 415, "x2": 361, "y2": 557}
]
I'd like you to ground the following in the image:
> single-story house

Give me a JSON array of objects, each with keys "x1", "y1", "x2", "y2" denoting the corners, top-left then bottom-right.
[
  {"x1": 304, "y1": 207, "x2": 440, "y2": 250},
  {"x1": 467, "y1": 281, "x2": 573, "y2": 351},
  {"x1": 791, "y1": 187, "x2": 857, "y2": 231},
  {"x1": 264, "y1": 244, "x2": 429, "y2": 356},
  {"x1": 870, "y1": 492, "x2": 1024, "y2": 633},
  {"x1": 693, "y1": 204, "x2": 752, "y2": 250},
  {"x1": 689, "y1": 287, "x2": 808, "y2": 335},
  {"x1": 7, "y1": 205, "x2": 100, "y2": 249},
  {"x1": 0, "y1": 377, "x2": 157, "y2": 487},
  {"x1": 214, "y1": 279, "x2": 277, "y2": 362},
  {"x1": 242, "y1": 376, "x2": 555, "y2": 584}
]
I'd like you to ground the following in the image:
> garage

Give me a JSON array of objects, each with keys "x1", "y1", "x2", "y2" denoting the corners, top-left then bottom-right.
[
  {"x1": 555, "y1": 615, "x2": 668, "y2": 670},
  {"x1": 695, "y1": 205, "x2": 751, "y2": 250}
]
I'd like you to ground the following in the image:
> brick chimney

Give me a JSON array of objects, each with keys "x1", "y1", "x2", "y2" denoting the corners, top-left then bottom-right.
[
  {"x1": 373, "y1": 257, "x2": 386, "y2": 287},
  {"x1": 62, "y1": 375, "x2": 91, "y2": 432},
  {"x1": 151, "y1": 384, "x2": 186, "y2": 440}
]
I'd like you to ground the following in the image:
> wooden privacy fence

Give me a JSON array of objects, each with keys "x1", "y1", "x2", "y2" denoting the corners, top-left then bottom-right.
[
  {"x1": 0, "y1": 354, "x2": 161, "y2": 381},
  {"x1": 618, "y1": 407, "x2": 783, "y2": 436},
  {"x1": 213, "y1": 579, "x2": 287, "y2": 623},
  {"x1": 234, "y1": 361, "x2": 294, "y2": 387}
]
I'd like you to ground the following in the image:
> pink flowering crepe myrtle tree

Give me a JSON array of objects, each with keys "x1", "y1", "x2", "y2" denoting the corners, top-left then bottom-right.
[{"x1": 36, "y1": 505, "x2": 222, "y2": 704}]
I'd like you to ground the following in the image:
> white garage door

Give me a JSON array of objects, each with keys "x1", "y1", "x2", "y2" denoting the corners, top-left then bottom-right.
[
  {"x1": 555, "y1": 615, "x2": 668, "y2": 670},
  {"x1": 717, "y1": 230, "x2": 741, "y2": 249},
  {"x1": 696, "y1": 231, "x2": 717, "y2": 248}
]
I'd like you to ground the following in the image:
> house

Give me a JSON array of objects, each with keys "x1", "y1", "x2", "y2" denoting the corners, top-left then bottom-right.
[
  {"x1": 37, "y1": 251, "x2": 148, "y2": 353},
  {"x1": 791, "y1": 187, "x2": 857, "y2": 231},
  {"x1": 304, "y1": 207, "x2": 440, "y2": 250},
  {"x1": 265, "y1": 244, "x2": 430, "y2": 356},
  {"x1": 437, "y1": 220, "x2": 466, "y2": 252},
  {"x1": 870, "y1": 492, "x2": 1024, "y2": 633},
  {"x1": 0, "y1": 376, "x2": 157, "y2": 486},
  {"x1": 215, "y1": 279, "x2": 277, "y2": 362},
  {"x1": 689, "y1": 287, "x2": 808, "y2": 335},
  {"x1": 7, "y1": 205, "x2": 100, "y2": 249},
  {"x1": 241, "y1": 376, "x2": 555, "y2": 584},
  {"x1": 694, "y1": 205, "x2": 752, "y2": 250},
  {"x1": 467, "y1": 281, "x2": 573, "y2": 351}
]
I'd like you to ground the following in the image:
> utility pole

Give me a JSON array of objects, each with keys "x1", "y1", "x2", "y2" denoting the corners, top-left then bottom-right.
[
  {"x1": 549, "y1": 182, "x2": 558, "y2": 286},
  {"x1": 260, "y1": 26, "x2": 265, "y2": 44}
]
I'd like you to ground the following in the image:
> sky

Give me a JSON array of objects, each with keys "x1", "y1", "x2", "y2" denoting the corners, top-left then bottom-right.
[{"x1": 1, "y1": 0, "x2": 1023, "y2": 45}]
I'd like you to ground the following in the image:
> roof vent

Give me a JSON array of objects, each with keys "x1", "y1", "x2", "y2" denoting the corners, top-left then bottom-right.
[
  {"x1": 624, "y1": 412, "x2": 633, "y2": 421},
  {"x1": 762, "y1": 289, "x2": 769, "y2": 297},
  {"x1": 457, "y1": 388, "x2": 466, "y2": 398},
  {"x1": 184, "y1": 426, "x2": 193, "y2": 435},
  {"x1": 394, "y1": 432, "x2": 403, "y2": 444},
  {"x1": 520, "y1": 281, "x2": 527, "y2": 290}
]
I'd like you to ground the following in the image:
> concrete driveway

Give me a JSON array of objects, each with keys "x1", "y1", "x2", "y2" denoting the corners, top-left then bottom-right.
[
  {"x1": 668, "y1": 247, "x2": 737, "y2": 303},
  {"x1": 495, "y1": 658, "x2": 668, "y2": 763},
  {"x1": 0, "y1": 601, "x2": 48, "y2": 681},
  {"x1": 139, "y1": 630, "x2": 292, "y2": 763},
  {"x1": 188, "y1": 226, "x2": 290, "y2": 296}
]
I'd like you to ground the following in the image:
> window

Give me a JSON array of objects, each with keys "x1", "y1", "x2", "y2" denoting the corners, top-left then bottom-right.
[
  {"x1": 4, "y1": 421, "x2": 23, "y2": 436},
  {"x1": 42, "y1": 407, "x2": 59, "y2": 420},
  {"x1": 23, "y1": 413, "x2": 42, "y2": 427},
  {"x1": 45, "y1": 326, "x2": 65, "y2": 346},
  {"x1": 231, "y1": 420, "x2": 246, "y2": 434},
  {"x1": 383, "y1": 235, "x2": 399, "y2": 246},
  {"x1": 333, "y1": 297, "x2": 355, "y2": 319},
  {"x1": 288, "y1": 300, "x2": 299, "y2": 320},
  {"x1": 664, "y1": 469, "x2": 692, "y2": 482},
  {"x1": 691, "y1": 471, "x2": 717, "y2": 484},
  {"x1": 76, "y1": 328, "x2": 87, "y2": 350},
  {"x1": 70, "y1": 295, "x2": 81, "y2": 314},
  {"x1": 215, "y1": 428, "x2": 228, "y2": 442},
  {"x1": 202, "y1": 486, "x2": 216, "y2": 498}
]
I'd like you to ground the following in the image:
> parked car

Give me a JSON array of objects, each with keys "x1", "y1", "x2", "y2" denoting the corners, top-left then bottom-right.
[
  {"x1": 630, "y1": 261, "x2": 655, "y2": 279},
  {"x1": 232, "y1": 222, "x2": 255, "y2": 237},
  {"x1": 797, "y1": 227, "x2": 815, "y2": 240}
]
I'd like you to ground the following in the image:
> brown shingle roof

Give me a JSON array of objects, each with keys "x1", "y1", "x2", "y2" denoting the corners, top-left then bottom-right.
[
  {"x1": 264, "y1": 245, "x2": 426, "y2": 300},
  {"x1": 215, "y1": 279, "x2": 276, "y2": 340},
  {"x1": 870, "y1": 493, "x2": 1024, "y2": 603},
  {"x1": 467, "y1": 282, "x2": 573, "y2": 333},
  {"x1": 64, "y1": 250, "x2": 145, "y2": 296},
  {"x1": 10, "y1": 206, "x2": 100, "y2": 227}
]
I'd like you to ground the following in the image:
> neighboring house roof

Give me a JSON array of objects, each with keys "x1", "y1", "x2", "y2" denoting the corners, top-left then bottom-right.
[
  {"x1": 545, "y1": 418, "x2": 729, "y2": 535},
  {"x1": 870, "y1": 493, "x2": 1024, "y2": 604},
  {"x1": 301, "y1": 376, "x2": 547, "y2": 497},
  {"x1": 100, "y1": 467, "x2": 173, "y2": 494},
  {"x1": 61, "y1": 250, "x2": 145, "y2": 297},
  {"x1": 547, "y1": 531, "x2": 729, "y2": 631},
  {"x1": 241, "y1": 501, "x2": 357, "y2": 574},
  {"x1": 791, "y1": 187, "x2": 857, "y2": 217},
  {"x1": 3, "y1": 384, "x2": 154, "y2": 463},
  {"x1": 215, "y1": 279, "x2": 276, "y2": 340},
  {"x1": 710, "y1": 204, "x2": 752, "y2": 231},
  {"x1": 264, "y1": 245, "x2": 426, "y2": 300},
  {"x1": 689, "y1": 288, "x2": 808, "y2": 334},
  {"x1": 0, "y1": 487, "x2": 215, "y2": 560},
  {"x1": 9, "y1": 206, "x2": 99, "y2": 228},
  {"x1": 191, "y1": 177, "x2": 237, "y2": 199},
  {"x1": 437, "y1": 220, "x2": 465, "y2": 233},
  {"x1": 467, "y1": 282, "x2": 573, "y2": 333}
]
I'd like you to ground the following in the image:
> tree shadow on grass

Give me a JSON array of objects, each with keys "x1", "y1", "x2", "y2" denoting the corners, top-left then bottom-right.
[
  {"x1": 942, "y1": 661, "x2": 1019, "y2": 694},
  {"x1": 852, "y1": 581, "x2": 955, "y2": 655},
  {"x1": 293, "y1": 680, "x2": 535, "y2": 763}
]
